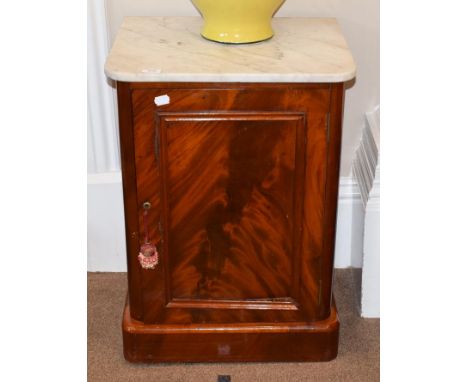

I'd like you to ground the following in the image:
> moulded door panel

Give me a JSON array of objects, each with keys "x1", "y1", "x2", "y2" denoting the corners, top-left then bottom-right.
[{"x1": 131, "y1": 84, "x2": 330, "y2": 325}]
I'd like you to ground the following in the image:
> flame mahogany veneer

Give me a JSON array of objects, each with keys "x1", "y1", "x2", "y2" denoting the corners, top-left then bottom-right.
[{"x1": 117, "y1": 81, "x2": 345, "y2": 362}]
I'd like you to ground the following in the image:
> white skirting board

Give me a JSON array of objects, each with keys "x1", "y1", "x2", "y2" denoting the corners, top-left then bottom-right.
[
  {"x1": 87, "y1": 172, "x2": 127, "y2": 272},
  {"x1": 87, "y1": 174, "x2": 363, "y2": 272}
]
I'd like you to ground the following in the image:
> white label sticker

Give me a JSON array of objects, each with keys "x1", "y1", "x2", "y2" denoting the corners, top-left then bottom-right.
[{"x1": 154, "y1": 94, "x2": 170, "y2": 106}]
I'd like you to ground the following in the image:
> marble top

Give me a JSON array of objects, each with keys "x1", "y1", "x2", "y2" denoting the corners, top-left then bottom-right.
[{"x1": 105, "y1": 17, "x2": 356, "y2": 83}]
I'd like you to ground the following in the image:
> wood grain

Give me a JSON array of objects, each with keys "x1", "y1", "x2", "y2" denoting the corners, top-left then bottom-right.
[
  {"x1": 163, "y1": 112, "x2": 302, "y2": 303},
  {"x1": 319, "y1": 83, "x2": 344, "y2": 318},
  {"x1": 116, "y1": 82, "x2": 143, "y2": 320},
  {"x1": 117, "y1": 82, "x2": 344, "y2": 361},
  {"x1": 122, "y1": 296, "x2": 339, "y2": 362},
  {"x1": 129, "y1": 84, "x2": 330, "y2": 324}
]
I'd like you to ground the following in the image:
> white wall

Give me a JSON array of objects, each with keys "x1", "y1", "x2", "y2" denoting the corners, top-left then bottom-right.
[
  {"x1": 104, "y1": 0, "x2": 380, "y2": 176},
  {"x1": 88, "y1": 0, "x2": 120, "y2": 173},
  {"x1": 88, "y1": 0, "x2": 126, "y2": 271}
]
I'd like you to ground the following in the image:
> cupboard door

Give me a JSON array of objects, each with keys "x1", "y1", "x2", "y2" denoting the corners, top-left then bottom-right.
[{"x1": 130, "y1": 84, "x2": 331, "y2": 324}]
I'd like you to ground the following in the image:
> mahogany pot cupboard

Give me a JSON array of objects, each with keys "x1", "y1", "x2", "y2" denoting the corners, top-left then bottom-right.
[{"x1": 104, "y1": 17, "x2": 356, "y2": 363}]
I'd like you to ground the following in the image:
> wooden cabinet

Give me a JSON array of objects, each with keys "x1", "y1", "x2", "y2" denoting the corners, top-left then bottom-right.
[
  {"x1": 117, "y1": 82, "x2": 344, "y2": 362},
  {"x1": 105, "y1": 16, "x2": 356, "y2": 363}
]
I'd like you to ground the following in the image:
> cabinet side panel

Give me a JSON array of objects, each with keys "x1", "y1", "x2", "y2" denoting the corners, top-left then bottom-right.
[
  {"x1": 319, "y1": 83, "x2": 344, "y2": 318},
  {"x1": 132, "y1": 90, "x2": 169, "y2": 323},
  {"x1": 297, "y1": 86, "x2": 330, "y2": 320},
  {"x1": 299, "y1": 112, "x2": 328, "y2": 319},
  {"x1": 116, "y1": 82, "x2": 143, "y2": 320}
]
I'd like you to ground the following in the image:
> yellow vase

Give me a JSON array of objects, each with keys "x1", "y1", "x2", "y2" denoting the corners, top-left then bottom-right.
[{"x1": 191, "y1": 0, "x2": 286, "y2": 44}]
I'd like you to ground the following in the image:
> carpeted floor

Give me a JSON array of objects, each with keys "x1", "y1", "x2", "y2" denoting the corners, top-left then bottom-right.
[{"x1": 88, "y1": 269, "x2": 379, "y2": 381}]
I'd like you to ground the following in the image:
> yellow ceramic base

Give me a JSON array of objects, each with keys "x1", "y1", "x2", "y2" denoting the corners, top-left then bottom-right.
[{"x1": 192, "y1": 0, "x2": 285, "y2": 44}]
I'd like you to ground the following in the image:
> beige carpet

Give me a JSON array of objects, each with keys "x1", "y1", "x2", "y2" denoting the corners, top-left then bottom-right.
[{"x1": 88, "y1": 269, "x2": 379, "y2": 381}]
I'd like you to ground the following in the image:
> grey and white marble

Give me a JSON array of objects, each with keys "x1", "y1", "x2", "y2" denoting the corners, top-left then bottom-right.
[{"x1": 105, "y1": 17, "x2": 356, "y2": 83}]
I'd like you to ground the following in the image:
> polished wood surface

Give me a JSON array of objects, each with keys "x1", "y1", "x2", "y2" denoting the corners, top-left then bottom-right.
[
  {"x1": 116, "y1": 82, "x2": 143, "y2": 320},
  {"x1": 117, "y1": 82, "x2": 344, "y2": 362},
  {"x1": 122, "y1": 296, "x2": 339, "y2": 362}
]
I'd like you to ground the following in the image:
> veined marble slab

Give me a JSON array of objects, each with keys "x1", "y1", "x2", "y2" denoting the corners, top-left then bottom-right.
[{"x1": 105, "y1": 17, "x2": 356, "y2": 83}]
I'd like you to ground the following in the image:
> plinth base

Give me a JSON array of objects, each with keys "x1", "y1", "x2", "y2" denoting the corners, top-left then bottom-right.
[{"x1": 122, "y1": 297, "x2": 339, "y2": 363}]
